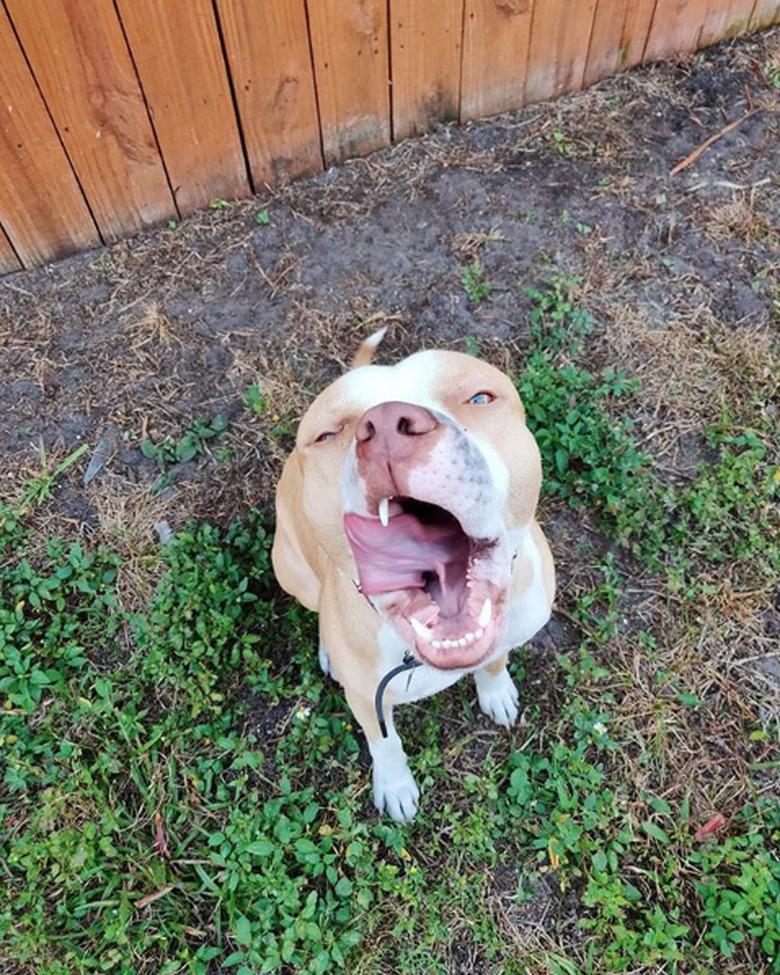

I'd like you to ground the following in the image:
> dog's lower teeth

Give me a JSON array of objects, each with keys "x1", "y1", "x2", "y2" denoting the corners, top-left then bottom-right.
[
  {"x1": 426, "y1": 630, "x2": 483, "y2": 652},
  {"x1": 378, "y1": 497, "x2": 390, "y2": 527}
]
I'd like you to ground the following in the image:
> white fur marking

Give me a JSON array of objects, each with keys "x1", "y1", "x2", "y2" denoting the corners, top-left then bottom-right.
[
  {"x1": 474, "y1": 665, "x2": 520, "y2": 727},
  {"x1": 368, "y1": 731, "x2": 419, "y2": 822}
]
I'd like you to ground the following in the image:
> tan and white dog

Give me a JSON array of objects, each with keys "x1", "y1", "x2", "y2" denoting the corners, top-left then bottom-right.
[{"x1": 272, "y1": 331, "x2": 555, "y2": 821}]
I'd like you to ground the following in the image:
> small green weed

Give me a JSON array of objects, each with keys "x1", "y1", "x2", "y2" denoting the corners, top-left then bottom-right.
[
  {"x1": 140, "y1": 413, "x2": 229, "y2": 468},
  {"x1": 461, "y1": 260, "x2": 491, "y2": 304},
  {"x1": 553, "y1": 121, "x2": 574, "y2": 157},
  {"x1": 244, "y1": 382, "x2": 271, "y2": 415},
  {"x1": 245, "y1": 383, "x2": 296, "y2": 438},
  {"x1": 19, "y1": 442, "x2": 91, "y2": 514},
  {"x1": 692, "y1": 804, "x2": 780, "y2": 965},
  {"x1": 525, "y1": 274, "x2": 594, "y2": 355}
]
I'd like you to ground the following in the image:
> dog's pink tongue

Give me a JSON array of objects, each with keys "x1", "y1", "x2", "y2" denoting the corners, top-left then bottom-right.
[{"x1": 344, "y1": 513, "x2": 468, "y2": 596}]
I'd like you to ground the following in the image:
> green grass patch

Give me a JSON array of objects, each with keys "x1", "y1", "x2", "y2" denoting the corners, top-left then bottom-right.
[
  {"x1": 2, "y1": 279, "x2": 779, "y2": 973},
  {"x1": 517, "y1": 276, "x2": 780, "y2": 585}
]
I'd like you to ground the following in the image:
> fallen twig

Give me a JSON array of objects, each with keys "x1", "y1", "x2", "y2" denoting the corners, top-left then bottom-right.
[{"x1": 670, "y1": 108, "x2": 757, "y2": 176}]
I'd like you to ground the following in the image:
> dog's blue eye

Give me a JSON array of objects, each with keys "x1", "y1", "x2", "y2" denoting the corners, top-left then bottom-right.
[
  {"x1": 468, "y1": 392, "x2": 494, "y2": 405},
  {"x1": 314, "y1": 431, "x2": 337, "y2": 444}
]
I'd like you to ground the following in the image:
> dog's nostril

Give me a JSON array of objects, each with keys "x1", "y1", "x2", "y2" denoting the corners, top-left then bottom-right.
[{"x1": 358, "y1": 419, "x2": 376, "y2": 442}]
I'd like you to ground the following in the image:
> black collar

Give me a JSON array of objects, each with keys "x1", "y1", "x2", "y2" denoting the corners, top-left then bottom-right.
[{"x1": 374, "y1": 654, "x2": 422, "y2": 738}]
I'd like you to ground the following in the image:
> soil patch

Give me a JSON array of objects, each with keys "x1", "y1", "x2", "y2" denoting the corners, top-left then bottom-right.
[{"x1": 2, "y1": 32, "x2": 778, "y2": 533}]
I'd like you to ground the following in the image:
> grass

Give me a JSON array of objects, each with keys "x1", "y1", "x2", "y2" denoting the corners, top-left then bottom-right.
[{"x1": 1, "y1": 276, "x2": 779, "y2": 975}]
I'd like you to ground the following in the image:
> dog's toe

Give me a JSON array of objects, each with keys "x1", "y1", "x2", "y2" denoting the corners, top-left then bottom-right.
[{"x1": 373, "y1": 769, "x2": 420, "y2": 822}]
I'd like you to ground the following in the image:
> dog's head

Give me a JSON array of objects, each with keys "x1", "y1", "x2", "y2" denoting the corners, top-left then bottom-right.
[{"x1": 276, "y1": 342, "x2": 543, "y2": 671}]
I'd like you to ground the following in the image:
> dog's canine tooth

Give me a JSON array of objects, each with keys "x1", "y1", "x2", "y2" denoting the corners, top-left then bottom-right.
[
  {"x1": 378, "y1": 496, "x2": 390, "y2": 527},
  {"x1": 477, "y1": 598, "x2": 492, "y2": 629},
  {"x1": 410, "y1": 616, "x2": 433, "y2": 643}
]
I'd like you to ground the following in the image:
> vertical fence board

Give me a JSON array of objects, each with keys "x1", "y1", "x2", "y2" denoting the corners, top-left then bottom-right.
[
  {"x1": 306, "y1": 0, "x2": 391, "y2": 165},
  {"x1": 0, "y1": 226, "x2": 22, "y2": 274},
  {"x1": 460, "y1": 0, "x2": 534, "y2": 122},
  {"x1": 585, "y1": 0, "x2": 630, "y2": 85},
  {"x1": 0, "y1": 8, "x2": 98, "y2": 266},
  {"x1": 2, "y1": 0, "x2": 778, "y2": 277},
  {"x1": 644, "y1": 0, "x2": 711, "y2": 60},
  {"x1": 390, "y1": 0, "x2": 463, "y2": 139},
  {"x1": 215, "y1": 0, "x2": 322, "y2": 187},
  {"x1": 115, "y1": 0, "x2": 249, "y2": 213},
  {"x1": 620, "y1": 0, "x2": 660, "y2": 68},
  {"x1": 700, "y1": 0, "x2": 756, "y2": 46},
  {"x1": 525, "y1": 0, "x2": 599, "y2": 104},
  {"x1": 5, "y1": 0, "x2": 174, "y2": 243},
  {"x1": 750, "y1": 0, "x2": 780, "y2": 28}
]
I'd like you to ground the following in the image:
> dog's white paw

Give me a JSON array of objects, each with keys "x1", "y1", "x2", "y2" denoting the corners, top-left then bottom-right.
[
  {"x1": 369, "y1": 735, "x2": 420, "y2": 821},
  {"x1": 475, "y1": 667, "x2": 520, "y2": 728},
  {"x1": 372, "y1": 764, "x2": 420, "y2": 822}
]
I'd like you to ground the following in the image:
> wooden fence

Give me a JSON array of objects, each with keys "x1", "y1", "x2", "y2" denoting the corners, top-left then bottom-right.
[{"x1": 1, "y1": 0, "x2": 778, "y2": 275}]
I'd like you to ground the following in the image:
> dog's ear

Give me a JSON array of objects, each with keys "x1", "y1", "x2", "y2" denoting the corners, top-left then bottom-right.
[
  {"x1": 272, "y1": 457, "x2": 322, "y2": 612},
  {"x1": 350, "y1": 326, "x2": 387, "y2": 369}
]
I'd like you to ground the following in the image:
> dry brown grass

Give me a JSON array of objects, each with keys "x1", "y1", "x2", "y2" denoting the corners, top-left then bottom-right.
[
  {"x1": 448, "y1": 228, "x2": 508, "y2": 258},
  {"x1": 705, "y1": 191, "x2": 779, "y2": 243},
  {"x1": 121, "y1": 301, "x2": 181, "y2": 355},
  {"x1": 608, "y1": 305, "x2": 778, "y2": 455},
  {"x1": 90, "y1": 476, "x2": 193, "y2": 611}
]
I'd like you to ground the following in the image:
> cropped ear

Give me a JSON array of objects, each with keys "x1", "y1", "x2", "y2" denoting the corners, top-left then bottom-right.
[
  {"x1": 271, "y1": 455, "x2": 321, "y2": 612},
  {"x1": 350, "y1": 326, "x2": 388, "y2": 369}
]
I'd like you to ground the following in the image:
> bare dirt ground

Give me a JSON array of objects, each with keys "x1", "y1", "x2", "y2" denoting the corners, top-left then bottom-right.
[
  {"x1": 1, "y1": 30, "x2": 777, "y2": 529},
  {"x1": 1, "y1": 28, "x2": 779, "y2": 970}
]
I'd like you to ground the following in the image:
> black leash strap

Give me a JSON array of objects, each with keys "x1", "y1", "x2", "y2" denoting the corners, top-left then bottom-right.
[{"x1": 375, "y1": 656, "x2": 423, "y2": 738}]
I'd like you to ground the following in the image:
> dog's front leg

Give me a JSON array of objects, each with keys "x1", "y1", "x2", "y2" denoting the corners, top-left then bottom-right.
[
  {"x1": 474, "y1": 654, "x2": 520, "y2": 727},
  {"x1": 344, "y1": 688, "x2": 420, "y2": 822}
]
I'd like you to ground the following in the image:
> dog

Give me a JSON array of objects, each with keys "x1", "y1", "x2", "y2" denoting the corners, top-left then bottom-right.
[{"x1": 272, "y1": 330, "x2": 555, "y2": 821}]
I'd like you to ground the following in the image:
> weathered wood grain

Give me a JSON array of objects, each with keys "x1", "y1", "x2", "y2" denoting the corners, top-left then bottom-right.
[
  {"x1": 0, "y1": 7, "x2": 99, "y2": 266},
  {"x1": 306, "y1": 0, "x2": 391, "y2": 164},
  {"x1": 391, "y1": 0, "x2": 464, "y2": 139},
  {"x1": 461, "y1": 0, "x2": 534, "y2": 121},
  {"x1": 115, "y1": 0, "x2": 249, "y2": 213},
  {"x1": 216, "y1": 0, "x2": 323, "y2": 187},
  {"x1": 4, "y1": 0, "x2": 173, "y2": 242}
]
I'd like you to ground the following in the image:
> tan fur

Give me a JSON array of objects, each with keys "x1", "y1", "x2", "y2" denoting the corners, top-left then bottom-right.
[{"x1": 272, "y1": 337, "x2": 555, "y2": 820}]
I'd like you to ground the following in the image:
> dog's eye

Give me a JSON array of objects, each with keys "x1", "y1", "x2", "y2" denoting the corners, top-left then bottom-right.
[
  {"x1": 314, "y1": 431, "x2": 337, "y2": 444},
  {"x1": 468, "y1": 391, "x2": 494, "y2": 405}
]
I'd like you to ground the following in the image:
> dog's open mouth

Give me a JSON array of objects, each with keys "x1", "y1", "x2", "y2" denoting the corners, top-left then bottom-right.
[{"x1": 344, "y1": 499, "x2": 505, "y2": 669}]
